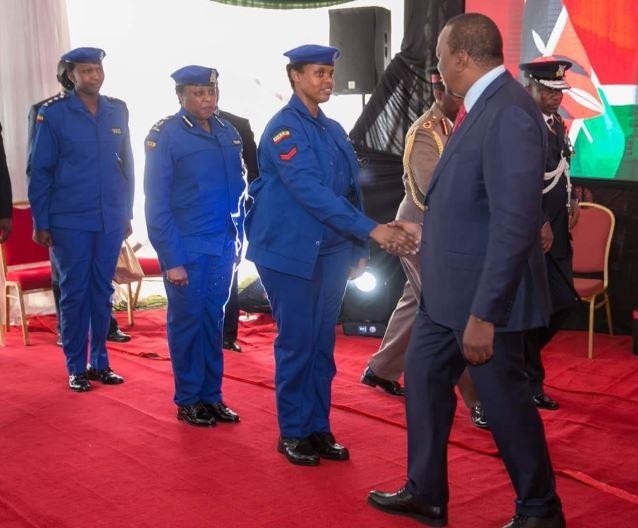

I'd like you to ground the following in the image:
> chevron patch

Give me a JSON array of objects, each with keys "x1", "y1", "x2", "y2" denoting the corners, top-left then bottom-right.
[{"x1": 279, "y1": 146, "x2": 298, "y2": 161}]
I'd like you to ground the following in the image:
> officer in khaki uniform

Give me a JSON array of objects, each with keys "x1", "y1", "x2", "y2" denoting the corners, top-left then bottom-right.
[{"x1": 362, "y1": 68, "x2": 487, "y2": 428}]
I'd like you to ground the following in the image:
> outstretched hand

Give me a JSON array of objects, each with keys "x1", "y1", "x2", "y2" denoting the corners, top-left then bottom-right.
[
  {"x1": 370, "y1": 223, "x2": 419, "y2": 256},
  {"x1": 369, "y1": 221, "x2": 421, "y2": 256}
]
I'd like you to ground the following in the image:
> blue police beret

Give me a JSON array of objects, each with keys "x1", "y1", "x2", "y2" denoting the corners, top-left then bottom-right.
[
  {"x1": 61, "y1": 47, "x2": 106, "y2": 64},
  {"x1": 283, "y1": 45, "x2": 341, "y2": 65},
  {"x1": 171, "y1": 65, "x2": 219, "y2": 86}
]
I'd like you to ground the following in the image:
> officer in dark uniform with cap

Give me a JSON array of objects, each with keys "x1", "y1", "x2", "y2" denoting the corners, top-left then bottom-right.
[
  {"x1": 520, "y1": 59, "x2": 579, "y2": 410},
  {"x1": 246, "y1": 44, "x2": 419, "y2": 465},
  {"x1": 27, "y1": 61, "x2": 131, "y2": 347},
  {"x1": 144, "y1": 65, "x2": 245, "y2": 428},
  {"x1": 28, "y1": 47, "x2": 133, "y2": 391}
]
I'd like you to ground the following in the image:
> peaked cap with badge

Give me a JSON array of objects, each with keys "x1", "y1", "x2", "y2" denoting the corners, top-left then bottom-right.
[{"x1": 519, "y1": 59, "x2": 572, "y2": 91}]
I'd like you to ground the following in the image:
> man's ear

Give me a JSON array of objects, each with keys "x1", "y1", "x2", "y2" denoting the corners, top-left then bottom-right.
[{"x1": 455, "y1": 50, "x2": 469, "y2": 71}]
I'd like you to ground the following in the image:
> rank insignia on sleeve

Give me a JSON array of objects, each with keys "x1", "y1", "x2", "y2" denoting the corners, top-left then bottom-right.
[
  {"x1": 145, "y1": 140, "x2": 157, "y2": 149},
  {"x1": 36, "y1": 114, "x2": 44, "y2": 123},
  {"x1": 111, "y1": 128, "x2": 122, "y2": 135},
  {"x1": 272, "y1": 130, "x2": 291, "y2": 144},
  {"x1": 279, "y1": 146, "x2": 298, "y2": 161}
]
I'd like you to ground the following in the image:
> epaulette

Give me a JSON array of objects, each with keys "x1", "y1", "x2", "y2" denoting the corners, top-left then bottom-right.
[
  {"x1": 181, "y1": 115, "x2": 195, "y2": 128},
  {"x1": 151, "y1": 115, "x2": 175, "y2": 133},
  {"x1": 42, "y1": 93, "x2": 68, "y2": 108},
  {"x1": 105, "y1": 96, "x2": 127, "y2": 107},
  {"x1": 420, "y1": 113, "x2": 440, "y2": 131}
]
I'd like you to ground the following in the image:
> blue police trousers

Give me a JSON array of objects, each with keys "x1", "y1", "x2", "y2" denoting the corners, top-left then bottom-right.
[
  {"x1": 51, "y1": 226, "x2": 125, "y2": 375},
  {"x1": 257, "y1": 248, "x2": 352, "y2": 438},
  {"x1": 164, "y1": 242, "x2": 235, "y2": 407}
]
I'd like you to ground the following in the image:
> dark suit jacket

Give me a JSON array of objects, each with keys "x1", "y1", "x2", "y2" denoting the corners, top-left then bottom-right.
[
  {"x1": 0, "y1": 122, "x2": 13, "y2": 218},
  {"x1": 421, "y1": 71, "x2": 551, "y2": 332},
  {"x1": 217, "y1": 110, "x2": 259, "y2": 183}
]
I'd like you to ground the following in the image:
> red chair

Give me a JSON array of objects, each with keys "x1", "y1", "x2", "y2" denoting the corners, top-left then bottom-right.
[
  {"x1": 571, "y1": 202, "x2": 615, "y2": 359},
  {"x1": 0, "y1": 202, "x2": 52, "y2": 345}
]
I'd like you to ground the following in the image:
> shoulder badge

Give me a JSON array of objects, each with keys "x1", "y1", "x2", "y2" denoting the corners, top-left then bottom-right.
[
  {"x1": 273, "y1": 130, "x2": 291, "y2": 144},
  {"x1": 151, "y1": 115, "x2": 174, "y2": 133}
]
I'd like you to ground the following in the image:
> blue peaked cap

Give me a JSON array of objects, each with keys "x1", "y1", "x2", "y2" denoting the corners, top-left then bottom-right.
[
  {"x1": 61, "y1": 47, "x2": 106, "y2": 64},
  {"x1": 171, "y1": 65, "x2": 219, "y2": 86},
  {"x1": 283, "y1": 44, "x2": 341, "y2": 65}
]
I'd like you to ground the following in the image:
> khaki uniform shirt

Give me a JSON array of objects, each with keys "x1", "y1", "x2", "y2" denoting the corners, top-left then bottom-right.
[{"x1": 396, "y1": 102, "x2": 452, "y2": 223}]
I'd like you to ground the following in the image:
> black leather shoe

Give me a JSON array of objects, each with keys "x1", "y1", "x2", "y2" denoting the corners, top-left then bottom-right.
[
  {"x1": 361, "y1": 367, "x2": 405, "y2": 396},
  {"x1": 202, "y1": 402, "x2": 240, "y2": 423},
  {"x1": 471, "y1": 402, "x2": 489, "y2": 429},
  {"x1": 277, "y1": 437, "x2": 320, "y2": 466},
  {"x1": 308, "y1": 432, "x2": 349, "y2": 461},
  {"x1": 223, "y1": 339, "x2": 242, "y2": 352},
  {"x1": 107, "y1": 328, "x2": 131, "y2": 343},
  {"x1": 68, "y1": 374, "x2": 91, "y2": 392},
  {"x1": 502, "y1": 511, "x2": 566, "y2": 528},
  {"x1": 177, "y1": 403, "x2": 216, "y2": 427},
  {"x1": 532, "y1": 392, "x2": 559, "y2": 410},
  {"x1": 86, "y1": 366, "x2": 124, "y2": 385},
  {"x1": 368, "y1": 487, "x2": 447, "y2": 527}
]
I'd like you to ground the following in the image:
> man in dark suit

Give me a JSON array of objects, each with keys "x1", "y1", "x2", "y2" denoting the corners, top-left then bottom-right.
[
  {"x1": 217, "y1": 107, "x2": 259, "y2": 353},
  {"x1": 368, "y1": 14, "x2": 565, "y2": 528},
  {"x1": 0, "y1": 122, "x2": 12, "y2": 242}
]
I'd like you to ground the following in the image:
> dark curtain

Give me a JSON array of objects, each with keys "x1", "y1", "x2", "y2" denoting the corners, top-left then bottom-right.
[
  {"x1": 342, "y1": 0, "x2": 465, "y2": 325},
  {"x1": 210, "y1": 0, "x2": 352, "y2": 8}
]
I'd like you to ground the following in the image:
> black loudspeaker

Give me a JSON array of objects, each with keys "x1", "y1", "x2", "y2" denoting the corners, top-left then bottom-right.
[{"x1": 329, "y1": 7, "x2": 391, "y2": 95}]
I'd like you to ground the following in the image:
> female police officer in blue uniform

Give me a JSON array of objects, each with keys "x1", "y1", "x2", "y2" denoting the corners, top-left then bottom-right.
[
  {"x1": 28, "y1": 47, "x2": 133, "y2": 392},
  {"x1": 144, "y1": 66, "x2": 245, "y2": 428},
  {"x1": 246, "y1": 45, "x2": 418, "y2": 465}
]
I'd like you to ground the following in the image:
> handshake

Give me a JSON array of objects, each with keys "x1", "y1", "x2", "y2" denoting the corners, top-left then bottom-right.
[{"x1": 370, "y1": 220, "x2": 422, "y2": 256}]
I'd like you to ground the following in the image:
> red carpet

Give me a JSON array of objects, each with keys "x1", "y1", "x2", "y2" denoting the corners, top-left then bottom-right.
[{"x1": 0, "y1": 311, "x2": 637, "y2": 528}]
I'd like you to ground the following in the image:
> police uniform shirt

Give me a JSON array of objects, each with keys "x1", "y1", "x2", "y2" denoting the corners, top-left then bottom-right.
[
  {"x1": 144, "y1": 108, "x2": 246, "y2": 271},
  {"x1": 28, "y1": 91, "x2": 134, "y2": 232},
  {"x1": 246, "y1": 93, "x2": 374, "y2": 279},
  {"x1": 542, "y1": 112, "x2": 571, "y2": 258},
  {"x1": 318, "y1": 118, "x2": 355, "y2": 254}
]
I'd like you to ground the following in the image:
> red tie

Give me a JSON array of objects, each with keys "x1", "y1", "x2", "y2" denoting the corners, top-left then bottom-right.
[{"x1": 451, "y1": 103, "x2": 467, "y2": 135}]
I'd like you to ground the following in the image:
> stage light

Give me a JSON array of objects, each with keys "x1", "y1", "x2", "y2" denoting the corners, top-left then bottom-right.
[
  {"x1": 340, "y1": 251, "x2": 406, "y2": 338},
  {"x1": 353, "y1": 271, "x2": 377, "y2": 292}
]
